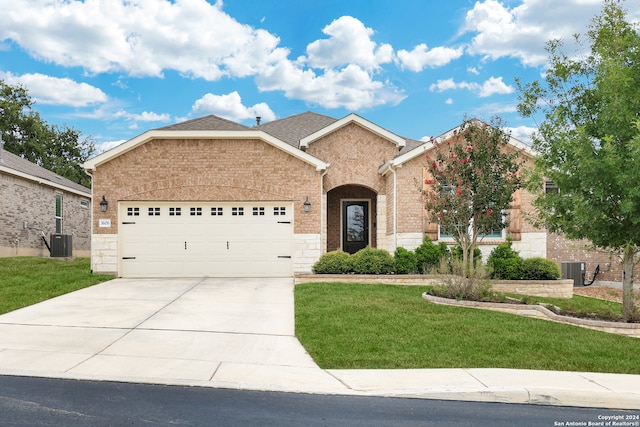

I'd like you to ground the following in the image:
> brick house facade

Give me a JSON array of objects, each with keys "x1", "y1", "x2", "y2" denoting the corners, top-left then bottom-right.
[
  {"x1": 0, "y1": 142, "x2": 91, "y2": 257},
  {"x1": 84, "y1": 112, "x2": 550, "y2": 278}
]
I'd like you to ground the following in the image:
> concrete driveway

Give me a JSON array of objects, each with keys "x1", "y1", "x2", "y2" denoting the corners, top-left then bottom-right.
[{"x1": 0, "y1": 278, "x2": 345, "y2": 393}]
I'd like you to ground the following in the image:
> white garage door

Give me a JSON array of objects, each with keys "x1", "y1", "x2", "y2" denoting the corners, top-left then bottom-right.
[{"x1": 119, "y1": 201, "x2": 293, "y2": 278}]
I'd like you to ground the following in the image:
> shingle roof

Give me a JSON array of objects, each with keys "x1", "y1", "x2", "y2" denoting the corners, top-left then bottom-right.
[
  {"x1": 0, "y1": 148, "x2": 90, "y2": 195},
  {"x1": 155, "y1": 111, "x2": 427, "y2": 158},
  {"x1": 158, "y1": 114, "x2": 251, "y2": 131},
  {"x1": 257, "y1": 111, "x2": 339, "y2": 148}
]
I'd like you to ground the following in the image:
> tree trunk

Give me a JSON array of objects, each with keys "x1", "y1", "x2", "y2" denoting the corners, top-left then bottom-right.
[{"x1": 621, "y1": 244, "x2": 636, "y2": 322}]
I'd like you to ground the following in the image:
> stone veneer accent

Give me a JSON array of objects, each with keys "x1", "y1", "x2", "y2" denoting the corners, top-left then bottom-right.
[
  {"x1": 91, "y1": 234, "x2": 118, "y2": 274},
  {"x1": 293, "y1": 234, "x2": 322, "y2": 273}
]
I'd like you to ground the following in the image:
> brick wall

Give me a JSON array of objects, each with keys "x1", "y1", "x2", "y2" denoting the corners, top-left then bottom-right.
[
  {"x1": 0, "y1": 172, "x2": 90, "y2": 257},
  {"x1": 546, "y1": 233, "x2": 635, "y2": 285},
  {"x1": 92, "y1": 138, "x2": 322, "y2": 236}
]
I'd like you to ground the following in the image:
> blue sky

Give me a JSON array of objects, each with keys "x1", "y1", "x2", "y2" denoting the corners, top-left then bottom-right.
[{"x1": 2, "y1": 0, "x2": 639, "y2": 153}]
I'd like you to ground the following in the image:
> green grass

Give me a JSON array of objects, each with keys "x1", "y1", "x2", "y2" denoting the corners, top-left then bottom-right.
[
  {"x1": 295, "y1": 282, "x2": 640, "y2": 374},
  {"x1": 0, "y1": 257, "x2": 114, "y2": 314}
]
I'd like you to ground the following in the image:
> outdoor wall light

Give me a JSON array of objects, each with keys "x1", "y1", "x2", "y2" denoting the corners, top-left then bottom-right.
[
  {"x1": 303, "y1": 196, "x2": 311, "y2": 212},
  {"x1": 99, "y1": 196, "x2": 109, "y2": 212}
]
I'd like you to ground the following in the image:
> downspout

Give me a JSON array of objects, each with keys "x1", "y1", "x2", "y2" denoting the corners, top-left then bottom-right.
[
  {"x1": 320, "y1": 167, "x2": 329, "y2": 255},
  {"x1": 84, "y1": 167, "x2": 95, "y2": 273},
  {"x1": 391, "y1": 165, "x2": 398, "y2": 250}
]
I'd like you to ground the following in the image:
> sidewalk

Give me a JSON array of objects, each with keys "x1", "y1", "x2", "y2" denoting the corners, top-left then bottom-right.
[{"x1": 0, "y1": 277, "x2": 638, "y2": 410}]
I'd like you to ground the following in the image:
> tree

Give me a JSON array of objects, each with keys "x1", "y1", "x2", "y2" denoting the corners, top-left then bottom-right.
[
  {"x1": 420, "y1": 117, "x2": 521, "y2": 277},
  {"x1": 0, "y1": 80, "x2": 96, "y2": 187},
  {"x1": 517, "y1": 0, "x2": 640, "y2": 320}
]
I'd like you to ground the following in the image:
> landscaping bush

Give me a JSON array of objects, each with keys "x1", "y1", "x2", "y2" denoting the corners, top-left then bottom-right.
[
  {"x1": 450, "y1": 245, "x2": 482, "y2": 264},
  {"x1": 312, "y1": 250, "x2": 353, "y2": 274},
  {"x1": 351, "y1": 247, "x2": 395, "y2": 274},
  {"x1": 487, "y1": 239, "x2": 523, "y2": 280},
  {"x1": 415, "y1": 237, "x2": 449, "y2": 273},
  {"x1": 394, "y1": 247, "x2": 417, "y2": 274},
  {"x1": 521, "y1": 257, "x2": 561, "y2": 280}
]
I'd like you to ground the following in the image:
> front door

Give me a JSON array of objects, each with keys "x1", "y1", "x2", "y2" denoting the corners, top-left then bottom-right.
[{"x1": 342, "y1": 201, "x2": 369, "y2": 254}]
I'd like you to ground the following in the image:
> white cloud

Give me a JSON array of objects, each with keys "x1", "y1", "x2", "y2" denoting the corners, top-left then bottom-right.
[
  {"x1": 191, "y1": 91, "x2": 276, "y2": 123},
  {"x1": 445, "y1": 98, "x2": 454, "y2": 105},
  {"x1": 467, "y1": 67, "x2": 480, "y2": 75},
  {"x1": 97, "y1": 139, "x2": 126, "y2": 153},
  {"x1": 114, "y1": 111, "x2": 172, "y2": 122},
  {"x1": 397, "y1": 43, "x2": 463, "y2": 72},
  {"x1": 459, "y1": 0, "x2": 640, "y2": 67},
  {"x1": 0, "y1": 71, "x2": 107, "y2": 107},
  {"x1": 306, "y1": 16, "x2": 394, "y2": 71},
  {"x1": 478, "y1": 76, "x2": 514, "y2": 97},
  {"x1": 429, "y1": 76, "x2": 513, "y2": 98},
  {"x1": 0, "y1": 0, "x2": 288, "y2": 80},
  {"x1": 508, "y1": 125, "x2": 538, "y2": 145},
  {"x1": 257, "y1": 61, "x2": 405, "y2": 110}
]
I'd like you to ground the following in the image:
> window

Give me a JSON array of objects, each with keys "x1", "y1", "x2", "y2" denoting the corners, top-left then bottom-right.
[
  {"x1": 232, "y1": 207, "x2": 244, "y2": 216},
  {"x1": 252, "y1": 207, "x2": 265, "y2": 216},
  {"x1": 55, "y1": 194, "x2": 63, "y2": 233},
  {"x1": 190, "y1": 207, "x2": 202, "y2": 216},
  {"x1": 274, "y1": 207, "x2": 286, "y2": 216},
  {"x1": 211, "y1": 207, "x2": 223, "y2": 216},
  {"x1": 80, "y1": 200, "x2": 89, "y2": 208},
  {"x1": 127, "y1": 207, "x2": 140, "y2": 216},
  {"x1": 546, "y1": 181, "x2": 559, "y2": 194},
  {"x1": 169, "y1": 207, "x2": 182, "y2": 216},
  {"x1": 148, "y1": 207, "x2": 160, "y2": 216}
]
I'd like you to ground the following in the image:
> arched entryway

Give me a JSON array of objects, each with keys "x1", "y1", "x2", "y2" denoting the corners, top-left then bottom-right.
[{"x1": 326, "y1": 185, "x2": 377, "y2": 254}]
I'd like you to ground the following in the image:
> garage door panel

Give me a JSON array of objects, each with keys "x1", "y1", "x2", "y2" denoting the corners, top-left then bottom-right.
[{"x1": 119, "y1": 202, "x2": 293, "y2": 278}]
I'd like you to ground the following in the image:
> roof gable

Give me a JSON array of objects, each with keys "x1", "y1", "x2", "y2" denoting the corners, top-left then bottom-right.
[
  {"x1": 381, "y1": 119, "x2": 535, "y2": 173},
  {"x1": 83, "y1": 129, "x2": 329, "y2": 172},
  {"x1": 299, "y1": 113, "x2": 406, "y2": 150}
]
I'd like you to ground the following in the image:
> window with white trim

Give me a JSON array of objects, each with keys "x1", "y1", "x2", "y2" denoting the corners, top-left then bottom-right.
[{"x1": 55, "y1": 194, "x2": 63, "y2": 233}]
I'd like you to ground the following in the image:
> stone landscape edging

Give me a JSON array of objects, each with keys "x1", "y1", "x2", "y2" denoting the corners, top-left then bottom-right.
[
  {"x1": 422, "y1": 293, "x2": 640, "y2": 338},
  {"x1": 294, "y1": 274, "x2": 573, "y2": 298}
]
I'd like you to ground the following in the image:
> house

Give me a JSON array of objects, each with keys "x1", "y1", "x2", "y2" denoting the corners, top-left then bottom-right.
[
  {"x1": 0, "y1": 139, "x2": 91, "y2": 257},
  {"x1": 84, "y1": 112, "x2": 546, "y2": 278}
]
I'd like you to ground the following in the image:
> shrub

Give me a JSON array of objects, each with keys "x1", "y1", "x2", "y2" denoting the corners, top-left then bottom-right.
[
  {"x1": 450, "y1": 245, "x2": 482, "y2": 265},
  {"x1": 521, "y1": 258, "x2": 561, "y2": 280},
  {"x1": 430, "y1": 259, "x2": 495, "y2": 301},
  {"x1": 312, "y1": 251, "x2": 353, "y2": 274},
  {"x1": 394, "y1": 247, "x2": 417, "y2": 274},
  {"x1": 351, "y1": 247, "x2": 395, "y2": 274},
  {"x1": 487, "y1": 239, "x2": 523, "y2": 280},
  {"x1": 415, "y1": 237, "x2": 449, "y2": 273}
]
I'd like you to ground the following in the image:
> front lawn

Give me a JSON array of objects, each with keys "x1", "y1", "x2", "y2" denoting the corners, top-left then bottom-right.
[
  {"x1": 295, "y1": 282, "x2": 640, "y2": 374},
  {"x1": 0, "y1": 257, "x2": 113, "y2": 314}
]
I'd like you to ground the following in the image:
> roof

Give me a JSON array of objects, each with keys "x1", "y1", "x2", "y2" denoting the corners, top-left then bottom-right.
[
  {"x1": 256, "y1": 112, "x2": 338, "y2": 147},
  {"x1": 0, "y1": 148, "x2": 91, "y2": 196},
  {"x1": 159, "y1": 115, "x2": 251, "y2": 132}
]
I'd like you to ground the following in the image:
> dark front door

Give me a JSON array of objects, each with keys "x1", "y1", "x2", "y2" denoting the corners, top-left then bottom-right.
[{"x1": 343, "y1": 201, "x2": 369, "y2": 254}]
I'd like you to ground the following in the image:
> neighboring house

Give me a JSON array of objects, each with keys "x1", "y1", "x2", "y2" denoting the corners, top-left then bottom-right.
[
  {"x1": 84, "y1": 112, "x2": 545, "y2": 278},
  {"x1": 0, "y1": 139, "x2": 91, "y2": 257}
]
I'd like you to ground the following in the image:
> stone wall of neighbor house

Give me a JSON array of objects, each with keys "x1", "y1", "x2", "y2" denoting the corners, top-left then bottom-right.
[{"x1": 0, "y1": 172, "x2": 90, "y2": 257}]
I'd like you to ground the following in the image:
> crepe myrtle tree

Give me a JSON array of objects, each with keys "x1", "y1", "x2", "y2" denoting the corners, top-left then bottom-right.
[
  {"x1": 517, "y1": 0, "x2": 640, "y2": 320},
  {"x1": 421, "y1": 117, "x2": 521, "y2": 277}
]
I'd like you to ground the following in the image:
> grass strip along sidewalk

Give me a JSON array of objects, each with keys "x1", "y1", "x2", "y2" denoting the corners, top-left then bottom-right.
[
  {"x1": 0, "y1": 257, "x2": 113, "y2": 315},
  {"x1": 295, "y1": 282, "x2": 640, "y2": 374}
]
